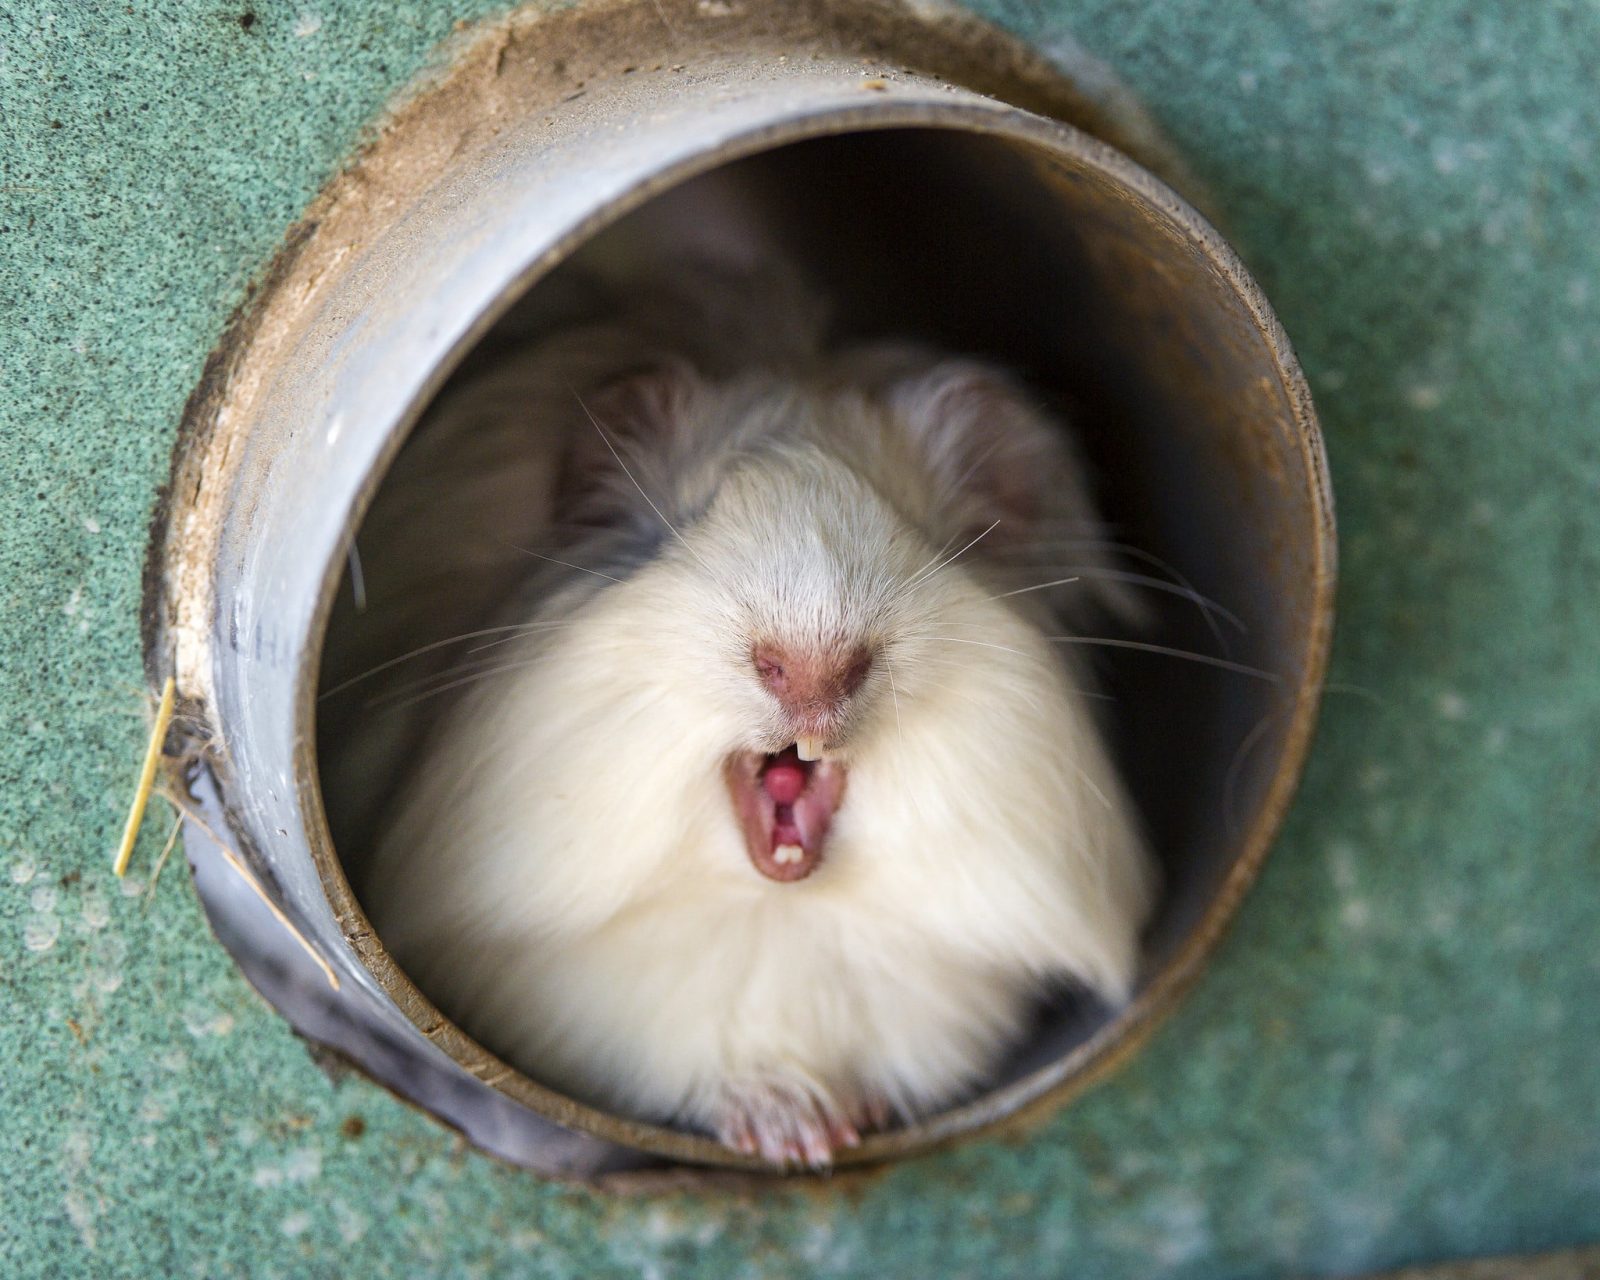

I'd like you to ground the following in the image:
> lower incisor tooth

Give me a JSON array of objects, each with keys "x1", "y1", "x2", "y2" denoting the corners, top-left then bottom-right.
[
  {"x1": 795, "y1": 737, "x2": 822, "y2": 762},
  {"x1": 774, "y1": 843, "x2": 803, "y2": 865}
]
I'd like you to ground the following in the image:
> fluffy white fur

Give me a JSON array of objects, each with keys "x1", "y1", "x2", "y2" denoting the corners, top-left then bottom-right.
[{"x1": 359, "y1": 314, "x2": 1157, "y2": 1164}]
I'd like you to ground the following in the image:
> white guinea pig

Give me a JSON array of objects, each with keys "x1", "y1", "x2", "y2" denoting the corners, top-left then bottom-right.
[{"x1": 354, "y1": 257, "x2": 1157, "y2": 1169}]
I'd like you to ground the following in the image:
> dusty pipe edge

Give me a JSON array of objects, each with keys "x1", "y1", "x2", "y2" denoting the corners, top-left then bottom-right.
[{"x1": 148, "y1": 0, "x2": 1335, "y2": 1178}]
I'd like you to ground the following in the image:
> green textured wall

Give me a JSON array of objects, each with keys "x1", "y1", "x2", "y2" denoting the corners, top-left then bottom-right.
[{"x1": 4, "y1": 1, "x2": 1597, "y2": 1276}]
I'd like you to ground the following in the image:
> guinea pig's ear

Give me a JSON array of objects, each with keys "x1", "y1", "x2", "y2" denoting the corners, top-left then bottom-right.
[
  {"x1": 884, "y1": 359, "x2": 1087, "y2": 535},
  {"x1": 558, "y1": 362, "x2": 703, "y2": 535},
  {"x1": 581, "y1": 364, "x2": 693, "y2": 447},
  {"x1": 884, "y1": 358, "x2": 1142, "y2": 624}
]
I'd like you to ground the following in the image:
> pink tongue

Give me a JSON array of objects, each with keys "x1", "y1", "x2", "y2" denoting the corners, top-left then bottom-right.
[{"x1": 763, "y1": 760, "x2": 807, "y2": 806}]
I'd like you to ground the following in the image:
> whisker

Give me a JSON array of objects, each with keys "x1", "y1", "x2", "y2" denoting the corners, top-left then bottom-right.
[
  {"x1": 505, "y1": 542, "x2": 623, "y2": 584},
  {"x1": 1026, "y1": 538, "x2": 1228, "y2": 607},
  {"x1": 901, "y1": 519, "x2": 1002, "y2": 596},
  {"x1": 464, "y1": 623, "x2": 569, "y2": 656},
  {"x1": 921, "y1": 634, "x2": 1030, "y2": 660},
  {"x1": 1224, "y1": 703, "x2": 1286, "y2": 838},
  {"x1": 364, "y1": 660, "x2": 511, "y2": 706},
  {"x1": 883, "y1": 652, "x2": 905, "y2": 751},
  {"x1": 320, "y1": 622, "x2": 569, "y2": 699},
  {"x1": 990, "y1": 575, "x2": 1081, "y2": 600},
  {"x1": 1044, "y1": 636, "x2": 1281, "y2": 683},
  {"x1": 913, "y1": 663, "x2": 1116, "y2": 704},
  {"x1": 948, "y1": 435, "x2": 1008, "y2": 496},
  {"x1": 994, "y1": 567, "x2": 1246, "y2": 639},
  {"x1": 368, "y1": 655, "x2": 552, "y2": 713},
  {"x1": 573, "y1": 389, "x2": 714, "y2": 576},
  {"x1": 1323, "y1": 680, "x2": 1386, "y2": 707},
  {"x1": 905, "y1": 529, "x2": 964, "y2": 585},
  {"x1": 363, "y1": 638, "x2": 566, "y2": 705}
]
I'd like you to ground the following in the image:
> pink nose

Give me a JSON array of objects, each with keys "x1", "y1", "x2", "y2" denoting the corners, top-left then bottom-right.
[{"x1": 752, "y1": 642, "x2": 873, "y2": 731}]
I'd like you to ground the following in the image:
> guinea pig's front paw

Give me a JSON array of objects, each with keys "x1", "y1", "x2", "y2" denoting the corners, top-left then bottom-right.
[{"x1": 712, "y1": 1080, "x2": 881, "y2": 1170}]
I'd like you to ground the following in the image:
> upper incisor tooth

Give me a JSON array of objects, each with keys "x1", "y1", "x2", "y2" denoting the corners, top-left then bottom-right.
[{"x1": 796, "y1": 737, "x2": 822, "y2": 761}]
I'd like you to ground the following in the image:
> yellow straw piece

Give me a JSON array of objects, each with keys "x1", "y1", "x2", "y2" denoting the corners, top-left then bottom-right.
[{"x1": 113, "y1": 675, "x2": 176, "y2": 877}]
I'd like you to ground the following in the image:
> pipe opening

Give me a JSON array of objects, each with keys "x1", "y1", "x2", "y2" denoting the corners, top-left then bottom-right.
[{"x1": 314, "y1": 128, "x2": 1327, "y2": 1166}]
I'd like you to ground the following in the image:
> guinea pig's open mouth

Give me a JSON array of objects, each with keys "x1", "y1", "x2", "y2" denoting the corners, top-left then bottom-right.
[{"x1": 724, "y1": 746, "x2": 846, "y2": 883}]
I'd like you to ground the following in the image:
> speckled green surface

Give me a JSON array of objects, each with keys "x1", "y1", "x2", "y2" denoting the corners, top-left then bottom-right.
[{"x1": 3, "y1": 1, "x2": 1597, "y2": 1276}]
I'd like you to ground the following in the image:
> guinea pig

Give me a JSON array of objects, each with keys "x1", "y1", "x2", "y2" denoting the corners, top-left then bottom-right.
[{"x1": 352, "y1": 256, "x2": 1158, "y2": 1169}]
